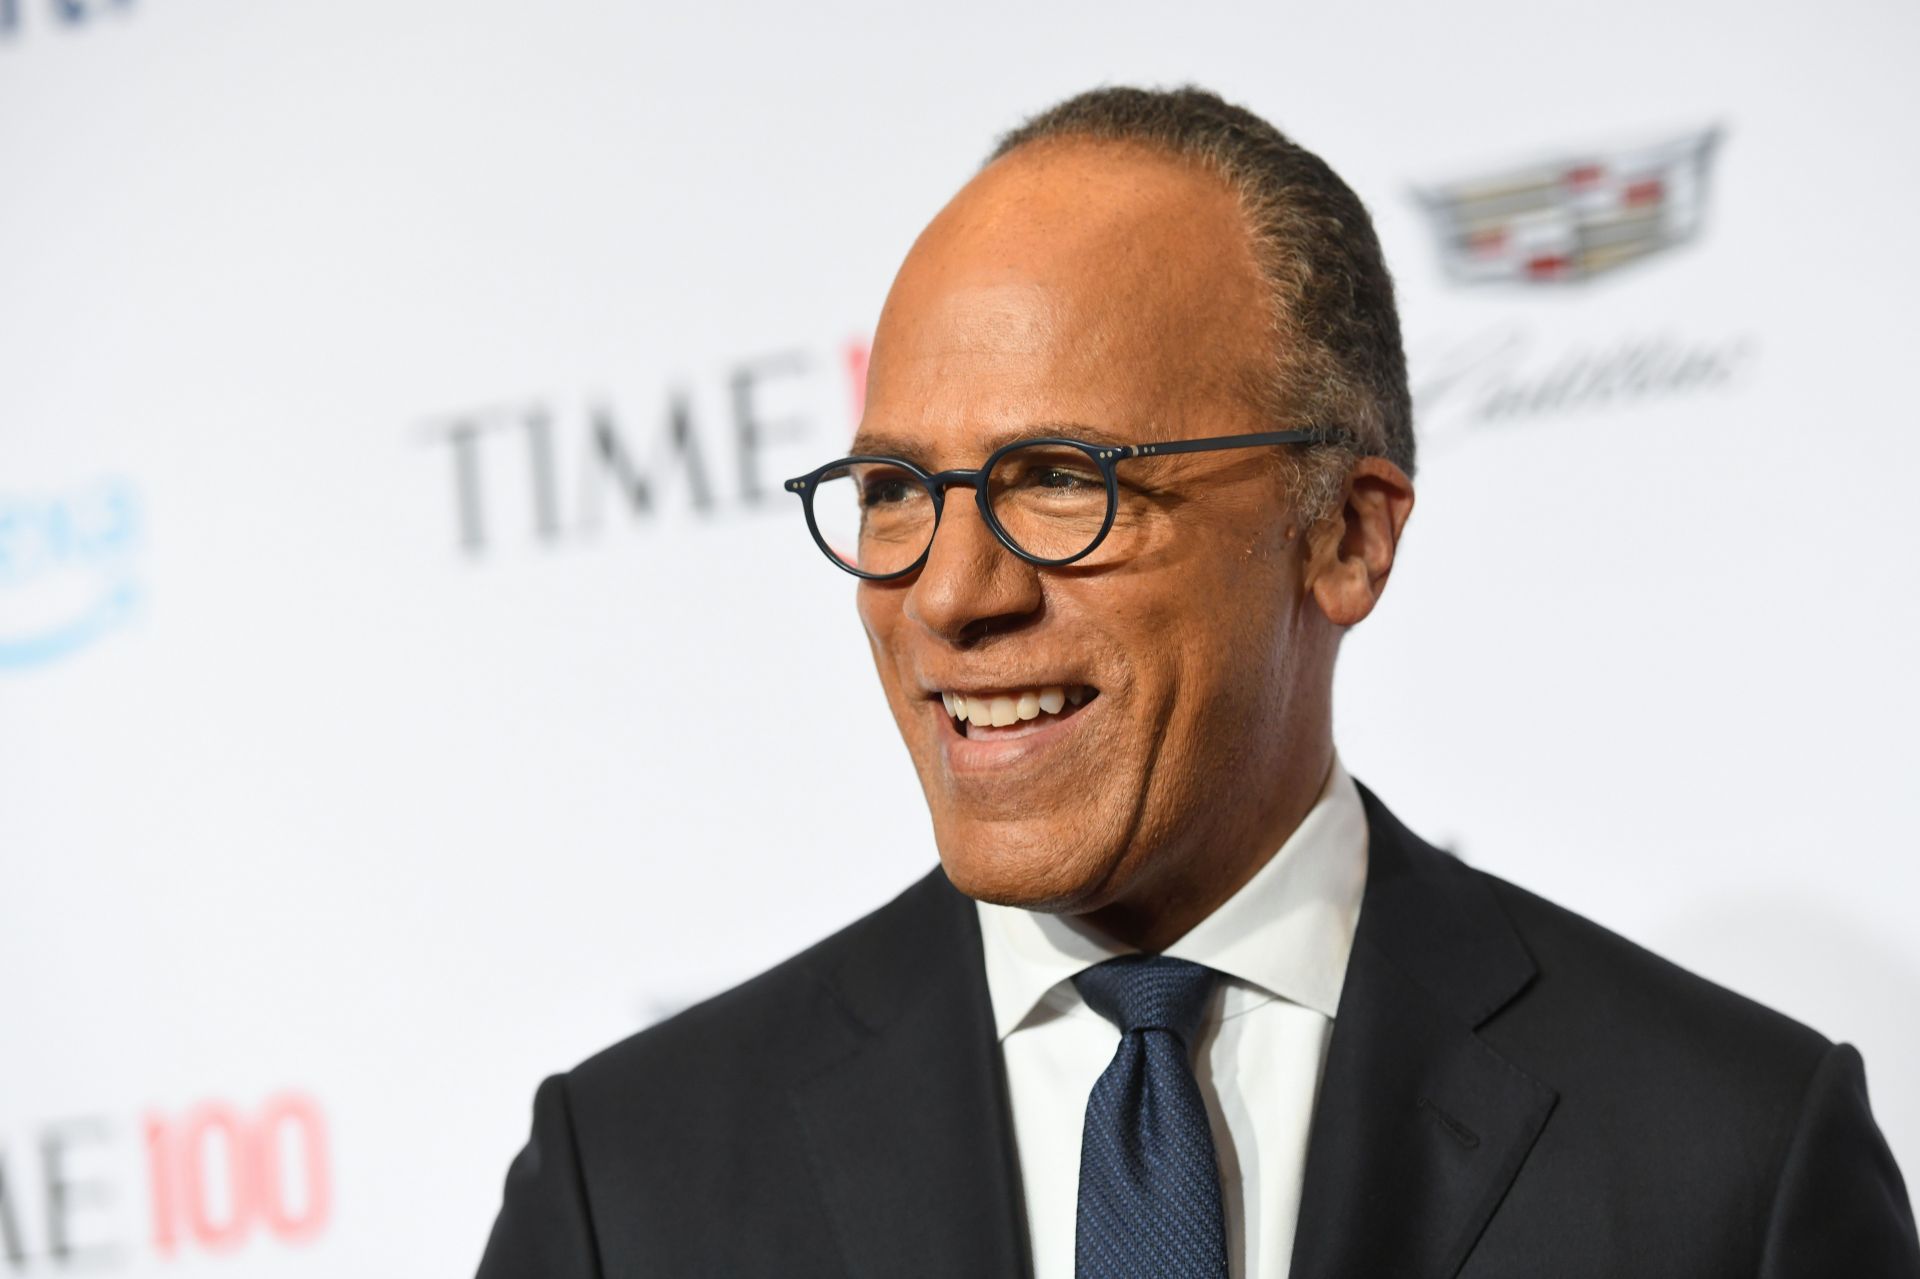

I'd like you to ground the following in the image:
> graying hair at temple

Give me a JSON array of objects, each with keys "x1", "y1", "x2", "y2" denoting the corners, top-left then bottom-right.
[{"x1": 991, "y1": 85, "x2": 1415, "y2": 523}]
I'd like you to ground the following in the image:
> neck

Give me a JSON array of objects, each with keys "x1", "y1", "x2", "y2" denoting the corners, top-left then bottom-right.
[{"x1": 1079, "y1": 736, "x2": 1335, "y2": 953}]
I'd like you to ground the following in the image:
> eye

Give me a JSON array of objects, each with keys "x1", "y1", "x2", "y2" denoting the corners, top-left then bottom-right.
[
  {"x1": 1032, "y1": 465, "x2": 1100, "y2": 491},
  {"x1": 859, "y1": 470, "x2": 920, "y2": 507},
  {"x1": 997, "y1": 448, "x2": 1104, "y2": 493}
]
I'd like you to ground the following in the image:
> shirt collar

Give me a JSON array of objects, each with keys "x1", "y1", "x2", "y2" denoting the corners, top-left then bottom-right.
[{"x1": 974, "y1": 755, "x2": 1369, "y2": 1040}]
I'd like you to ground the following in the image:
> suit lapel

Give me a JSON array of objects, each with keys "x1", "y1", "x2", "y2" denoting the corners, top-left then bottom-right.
[
  {"x1": 1290, "y1": 785, "x2": 1558, "y2": 1279},
  {"x1": 788, "y1": 870, "x2": 1028, "y2": 1279}
]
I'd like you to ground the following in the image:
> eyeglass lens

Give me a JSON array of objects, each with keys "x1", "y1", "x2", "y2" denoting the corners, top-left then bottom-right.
[{"x1": 809, "y1": 443, "x2": 1111, "y2": 576}]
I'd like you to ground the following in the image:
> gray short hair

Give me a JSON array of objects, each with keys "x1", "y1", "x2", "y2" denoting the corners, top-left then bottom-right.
[{"x1": 991, "y1": 85, "x2": 1414, "y2": 520}]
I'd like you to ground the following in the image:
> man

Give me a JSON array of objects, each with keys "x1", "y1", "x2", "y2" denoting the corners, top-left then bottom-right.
[{"x1": 476, "y1": 86, "x2": 1918, "y2": 1277}]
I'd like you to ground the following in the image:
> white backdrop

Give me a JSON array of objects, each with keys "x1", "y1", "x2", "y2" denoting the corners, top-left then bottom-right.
[{"x1": 3, "y1": 1, "x2": 1916, "y2": 1273}]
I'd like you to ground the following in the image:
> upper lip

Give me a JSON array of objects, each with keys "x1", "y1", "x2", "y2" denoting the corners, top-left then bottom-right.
[{"x1": 919, "y1": 678, "x2": 1094, "y2": 697}]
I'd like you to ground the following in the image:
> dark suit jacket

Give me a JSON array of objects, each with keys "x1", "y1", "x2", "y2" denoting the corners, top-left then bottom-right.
[{"x1": 476, "y1": 785, "x2": 1920, "y2": 1277}]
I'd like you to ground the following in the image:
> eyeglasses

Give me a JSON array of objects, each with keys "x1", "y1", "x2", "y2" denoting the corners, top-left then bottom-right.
[{"x1": 784, "y1": 428, "x2": 1338, "y2": 580}]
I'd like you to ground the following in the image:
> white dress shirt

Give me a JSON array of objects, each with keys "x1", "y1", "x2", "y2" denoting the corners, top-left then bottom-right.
[{"x1": 974, "y1": 757, "x2": 1368, "y2": 1279}]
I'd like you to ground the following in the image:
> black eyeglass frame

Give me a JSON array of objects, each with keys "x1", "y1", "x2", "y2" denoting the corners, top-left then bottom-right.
[{"x1": 783, "y1": 427, "x2": 1338, "y2": 581}]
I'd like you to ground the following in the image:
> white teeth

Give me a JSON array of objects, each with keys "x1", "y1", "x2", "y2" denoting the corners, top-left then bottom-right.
[{"x1": 942, "y1": 685, "x2": 1090, "y2": 727}]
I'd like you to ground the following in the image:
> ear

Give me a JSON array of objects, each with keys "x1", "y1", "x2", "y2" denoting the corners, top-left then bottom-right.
[{"x1": 1302, "y1": 457, "x2": 1415, "y2": 628}]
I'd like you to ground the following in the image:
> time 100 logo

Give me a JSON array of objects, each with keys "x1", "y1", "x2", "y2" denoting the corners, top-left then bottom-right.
[{"x1": 0, "y1": 1093, "x2": 330, "y2": 1271}]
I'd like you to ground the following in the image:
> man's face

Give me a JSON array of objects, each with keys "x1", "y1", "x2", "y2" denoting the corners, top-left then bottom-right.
[{"x1": 854, "y1": 141, "x2": 1339, "y2": 919}]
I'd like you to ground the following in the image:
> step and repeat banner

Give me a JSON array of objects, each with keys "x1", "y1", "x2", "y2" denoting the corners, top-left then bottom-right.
[{"x1": 4, "y1": 1, "x2": 1916, "y2": 1273}]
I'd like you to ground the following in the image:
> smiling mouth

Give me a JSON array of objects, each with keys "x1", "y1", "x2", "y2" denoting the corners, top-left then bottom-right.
[{"x1": 937, "y1": 685, "x2": 1100, "y2": 739}]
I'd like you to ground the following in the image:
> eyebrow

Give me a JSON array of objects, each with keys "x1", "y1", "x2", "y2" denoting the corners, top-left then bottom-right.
[{"x1": 847, "y1": 421, "x2": 1137, "y2": 464}]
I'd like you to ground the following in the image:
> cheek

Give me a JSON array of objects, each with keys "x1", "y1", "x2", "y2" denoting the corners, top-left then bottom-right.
[
  {"x1": 855, "y1": 589, "x2": 906, "y2": 702},
  {"x1": 1134, "y1": 531, "x2": 1302, "y2": 730},
  {"x1": 855, "y1": 584, "x2": 902, "y2": 656},
  {"x1": 857, "y1": 587, "x2": 945, "y2": 750},
  {"x1": 1131, "y1": 524, "x2": 1298, "y2": 649}
]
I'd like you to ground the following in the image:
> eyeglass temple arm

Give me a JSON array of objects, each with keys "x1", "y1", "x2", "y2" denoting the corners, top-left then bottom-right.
[
  {"x1": 782, "y1": 427, "x2": 1344, "y2": 485},
  {"x1": 1098, "y1": 428, "x2": 1334, "y2": 462}
]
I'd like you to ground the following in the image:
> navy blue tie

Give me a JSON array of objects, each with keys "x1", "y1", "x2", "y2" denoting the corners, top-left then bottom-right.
[{"x1": 1073, "y1": 955, "x2": 1229, "y2": 1278}]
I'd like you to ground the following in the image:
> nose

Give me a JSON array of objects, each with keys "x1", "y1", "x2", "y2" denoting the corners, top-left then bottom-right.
[{"x1": 902, "y1": 491, "x2": 1044, "y2": 644}]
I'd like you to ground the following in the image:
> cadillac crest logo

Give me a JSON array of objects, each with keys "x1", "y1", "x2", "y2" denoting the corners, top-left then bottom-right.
[{"x1": 1414, "y1": 127, "x2": 1723, "y2": 285}]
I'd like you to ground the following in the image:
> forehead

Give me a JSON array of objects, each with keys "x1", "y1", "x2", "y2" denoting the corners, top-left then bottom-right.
[{"x1": 856, "y1": 141, "x2": 1269, "y2": 461}]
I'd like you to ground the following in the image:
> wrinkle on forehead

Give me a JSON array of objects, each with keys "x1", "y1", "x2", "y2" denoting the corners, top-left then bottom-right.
[{"x1": 893, "y1": 281, "x2": 1064, "y2": 359}]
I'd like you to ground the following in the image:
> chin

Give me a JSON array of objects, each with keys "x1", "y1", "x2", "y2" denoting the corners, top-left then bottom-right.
[{"x1": 933, "y1": 817, "x2": 1120, "y2": 913}]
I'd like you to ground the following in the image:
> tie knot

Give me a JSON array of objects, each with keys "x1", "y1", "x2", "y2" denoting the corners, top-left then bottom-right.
[{"x1": 1073, "y1": 955, "x2": 1218, "y2": 1043}]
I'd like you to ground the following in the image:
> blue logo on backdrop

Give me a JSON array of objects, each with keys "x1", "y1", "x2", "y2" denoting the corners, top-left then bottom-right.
[
  {"x1": 0, "y1": 478, "x2": 144, "y2": 670},
  {"x1": 0, "y1": 0, "x2": 133, "y2": 41}
]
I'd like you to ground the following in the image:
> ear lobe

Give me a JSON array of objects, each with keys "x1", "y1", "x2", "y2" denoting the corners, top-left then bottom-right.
[{"x1": 1305, "y1": 458, "x2": 1414, "y2": 629}]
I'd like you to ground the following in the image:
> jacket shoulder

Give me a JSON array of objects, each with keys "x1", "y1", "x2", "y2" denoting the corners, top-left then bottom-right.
[
  {"x1": 1477, "y1": 868, "x2": 1833, "y2": 1146},
  {"x1": 514, "y1": 868, "x2": 968, "y2": 1272},
  {"x1": 1458, "y1": 869, "x2": 1917, "y2": 1272},
  {"x1": 564, "y1": 865, "x2": 959, "y2": 1103}
]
